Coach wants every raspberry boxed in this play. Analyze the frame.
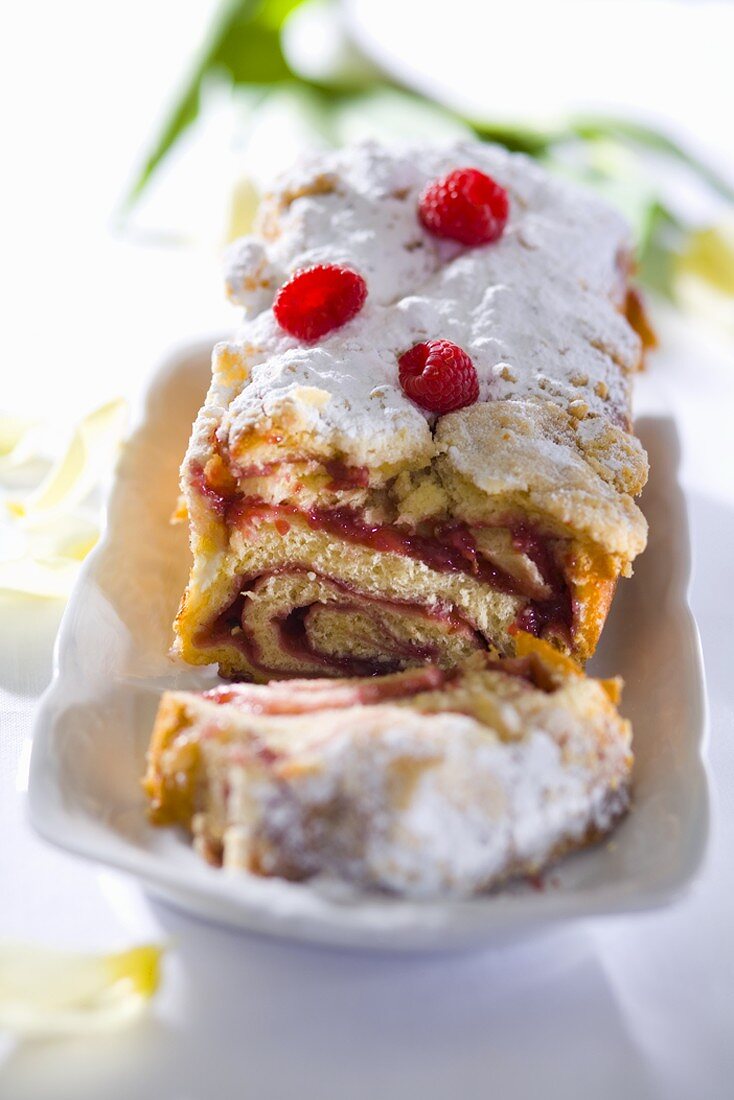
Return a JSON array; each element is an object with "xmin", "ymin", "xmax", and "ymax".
[
  {"xmin": 419, "ymin": 168, "xmax": 509, "ymax": 246},
  {"xmin": 398, "ymin": 339, "xmax": 479, "ymax": 415},
  {"xmin": 273, "ymin": 264, "xmax": 367, "ymax": 341}
]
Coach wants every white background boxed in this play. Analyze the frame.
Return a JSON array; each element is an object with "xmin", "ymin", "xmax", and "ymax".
[{"xmin": 1, "ymin": 2, "xmax": 733, "ymax": 1097}]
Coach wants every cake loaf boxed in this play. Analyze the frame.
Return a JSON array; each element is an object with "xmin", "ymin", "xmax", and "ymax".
[{"xmin": 174, "ymin": 141, "xmax": 650, "ymax": 680}]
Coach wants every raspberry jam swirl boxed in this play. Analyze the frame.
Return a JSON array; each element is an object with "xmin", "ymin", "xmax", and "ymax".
[
  {"xmin": 229, "ymin": 498, "xmax": 574, "ymax": 645},
  {"xmin": 191, "ymin": 460, "xmax": 574, "ymax": 667},
  {"xmin": 199, "ymin": 569, "xmax": 487, "ymax": 680}
]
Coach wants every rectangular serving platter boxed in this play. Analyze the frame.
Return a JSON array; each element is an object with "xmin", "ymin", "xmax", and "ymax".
[{"xmin": 27, "ymin": 340, "xmax": 710, "ymax": 951}]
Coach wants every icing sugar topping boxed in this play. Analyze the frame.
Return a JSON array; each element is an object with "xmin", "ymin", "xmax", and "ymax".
[
  {"xmin": 216, "ymin": 140, "xmax": 641, "ymax": 471},
  {"xmin": 184, "ymin": 670, "xmax": 632, "ymax": 897}
]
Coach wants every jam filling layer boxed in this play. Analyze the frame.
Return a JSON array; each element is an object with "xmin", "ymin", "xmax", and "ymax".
[
  {"xmin": 227, "ymin": 498, "xmax": 574, "ymax": 644},
  {"xmin": 199, "ymin": 568, "xmax": 487, "ymax": 679},
  {"xmin": 202, "ymin": 665, "xmax": 447, "ymax": 714},
  {"xmin": 198, "ymin": 650, "xmax": 558, "ymax": 718},
  {"xmin": 191, "ymin": 461, "xmax": 574, "ymax": 654},
  {"xmin": 232, "ymin": 499, "xmax": 525, "ymax": 594}
]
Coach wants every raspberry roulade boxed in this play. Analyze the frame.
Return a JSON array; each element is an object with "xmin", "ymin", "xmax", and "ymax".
[{"xmin": 174, "ymin": 142, "xmax": 650, "ymax": 680}]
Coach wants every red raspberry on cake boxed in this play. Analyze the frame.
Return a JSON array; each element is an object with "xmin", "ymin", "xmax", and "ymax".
[
  {"xmin": 419, "ymin": 168, "xmax": 509, "ymax": 246},
  {"xmin": 274, "ymin": 264, "xmax": 367, "ymax": 341},
  {"xmin": 398, "ymin": 339, "xmax": 479, "ymax": 414}
]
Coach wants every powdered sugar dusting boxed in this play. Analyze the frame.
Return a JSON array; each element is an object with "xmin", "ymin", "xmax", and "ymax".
[
  {"xmin": 215, "ymin": 141, "xmax": 640, "ymax": 471},
  {"xmin": 167, "ymin": 672, "xmax": 632, "ymax": 898}
]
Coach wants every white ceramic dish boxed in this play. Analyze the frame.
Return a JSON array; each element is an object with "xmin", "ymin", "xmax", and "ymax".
[{"xmin": 28, "ymin": 341, "xmax": 709, "ymax": 951}]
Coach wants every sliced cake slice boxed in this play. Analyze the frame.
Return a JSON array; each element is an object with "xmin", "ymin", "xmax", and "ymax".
[{"xmin": 144, "ymin": 639, "xmax": 632, "ymax": 898}]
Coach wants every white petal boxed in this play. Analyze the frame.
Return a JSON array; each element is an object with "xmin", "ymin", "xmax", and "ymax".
[
  {"xmin": 0, "ymin": 944, "xmax": 164, "ymax": 1037},
  {"xmin": 9, "ymin": 398, "xmax": 127, "ymax": 517}
]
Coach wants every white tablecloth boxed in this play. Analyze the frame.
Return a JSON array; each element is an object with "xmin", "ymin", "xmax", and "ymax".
[{"xmin": 2, "ymin": 3, "xmax": 734, "ymax": 1096}]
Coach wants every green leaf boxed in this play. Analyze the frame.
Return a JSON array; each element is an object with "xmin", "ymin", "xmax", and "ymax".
[
  {"xmin": 570, "ymin": 114, "xmax": 734, "ymax": 204},
  {"xmin": 636, "ymin": 201, "xmax": 683, "ymax": 299},
  {"xmin": 123, "ymin": 0, "xmax": 304, "ymax": 208},
  {"xmin": 464, "ymin": 119, "xmax": 554, "ymax": 157}
]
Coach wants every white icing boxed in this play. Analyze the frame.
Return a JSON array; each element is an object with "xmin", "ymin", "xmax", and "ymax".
[
  {"xmin": 203, "ymin": 688, "xmax": 630, "ymax": 898},
  {"xmin": 343, "ymin": 711, "xmax": 626, "ymax": 897},
  {"xmin": 223, "ymin": 238, "xmax": 280, "ymax": 317},
  {"xmin": 212, "ymin": 141, "xmax": 639, "ymax": 471}
]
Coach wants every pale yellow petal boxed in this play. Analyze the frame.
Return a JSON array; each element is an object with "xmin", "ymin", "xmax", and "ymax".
[
  {"xmin": 674, "ymin": 220, "xmax": 734, "ymax": 337},
  {"xmin": 0, "ymin": 414, "xmax": 35, "ymax": 458},
  {"xmin": 0, "ymin": 557, "xmax": 81, "ymax": 599},
  {"xmin": 0, "ymin": 943, "xmax": 164, "ymax": 1036},
  {"xmin": 676, "ymin": 221, "xmax": 734, "ymax": 297},
  {"xmin": 20, "ymin": 512, "xmax": 99, "ymax": 563},
  {"xmin": 10, "ymin": 398, "xmax": 127, "ymax": 517},
  {"xmin": 227, "ymin": 175, "xmax": 260, "ymax": 241}
]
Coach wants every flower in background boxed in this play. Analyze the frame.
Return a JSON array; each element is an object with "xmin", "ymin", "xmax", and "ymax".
[
  {"xmin": 673, "ymin": 218, "xmax": 734, "ymax": 338},
  {"xmin": 0, "ymin": 942, "xmax": 163, "ymax": 1037},
  {"xmin": 0, "ymin": 400, "xmax": 127, "ymax": 599}
]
